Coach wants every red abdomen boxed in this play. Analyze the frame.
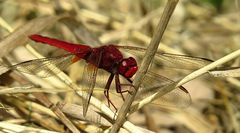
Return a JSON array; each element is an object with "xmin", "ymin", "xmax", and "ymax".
[{"xmin": 29, "ymin": 35, "xmax": 92, "ymax": 58}]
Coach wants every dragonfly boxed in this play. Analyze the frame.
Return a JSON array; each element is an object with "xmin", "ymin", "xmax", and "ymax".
[{"xmin": 1, "ymin": 34, "xmax": 214, "ymax": 116}]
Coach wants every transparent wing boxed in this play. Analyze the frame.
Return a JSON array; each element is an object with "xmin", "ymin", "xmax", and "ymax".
[
  {"xmin": 155, "ymin": 53, "xmax": 213, "ymax": 70},
  {"xmin": 151, "ymin": 86, "xmax": 191, "ymax": 108},
  {"xmin": 118, "ymin": 46, "xmax": 213, "ymax": 70},
  {"xmin": 81, "ymin": 59, "xmax": 100, "ymax": 117},
  {"xmin": 135, "ymin": 71, "xmax": 191, "ymax": 108},
  {"xmin": 9, "ymin": 54, "xmax": 79, "ymax": 77}
]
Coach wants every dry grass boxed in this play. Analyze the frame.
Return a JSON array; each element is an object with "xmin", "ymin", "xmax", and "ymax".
[{"xmin": 0, "ymin": 0, "xmax": 240, "ymax": 133}]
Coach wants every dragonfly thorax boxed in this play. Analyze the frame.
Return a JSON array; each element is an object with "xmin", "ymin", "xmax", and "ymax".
[
  {"xmin": 85, "ymin": 45, "xmax": 124, "ymax": 72},
  {"xmin": 84, "ymin": 45, "xmax": 138, "ymax": 78}
]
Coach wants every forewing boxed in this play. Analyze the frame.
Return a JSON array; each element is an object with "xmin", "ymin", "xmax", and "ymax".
[
  {"xmin": 155, "ymin": 53, "xmax": 212, "ymax": 70},
  {"xmin": 136, "ymin": 71, "xmax": 191, "ymax": 108},
  {"xmin": 81, "ymin": 63, "xmax": 98, "ymax": 117},
  {"xmin": 10, "ymin": 54, "xmax": 78, "ymax": 77},
  {"xmin": 118, "ymin": 46, "xmax": 213, "ymax": 70}
]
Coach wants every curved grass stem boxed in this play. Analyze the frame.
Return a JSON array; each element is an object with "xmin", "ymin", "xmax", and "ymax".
[{"xmin": 177, "ymin": 48, "xmax": 240, "ymax": 87}]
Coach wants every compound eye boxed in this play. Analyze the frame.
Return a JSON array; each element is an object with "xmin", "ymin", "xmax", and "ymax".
[{"xmin": 124, "ymin": 66, "xmax": 138, "ymax": 78}]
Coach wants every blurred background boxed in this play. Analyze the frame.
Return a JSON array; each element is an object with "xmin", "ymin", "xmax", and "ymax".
[{"xmin": 0, "ymin": 0, "xmax": 240, "ymax": 133}]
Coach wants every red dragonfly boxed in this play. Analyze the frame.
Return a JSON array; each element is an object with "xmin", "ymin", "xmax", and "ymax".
[{"xmin": 3, "ymin": 34, "xmax": 213, "ymax": 116}]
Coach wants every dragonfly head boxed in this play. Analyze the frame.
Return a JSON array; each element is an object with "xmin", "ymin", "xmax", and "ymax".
[{"xmin": 118, "ymin": 57, "xmax": 138, "ymax": 78}]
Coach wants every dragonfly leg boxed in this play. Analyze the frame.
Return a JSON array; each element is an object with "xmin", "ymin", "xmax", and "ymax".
[
  {"xmin": 115, "ymin": 75, "xmax": 135, "ymax": 97},
  {"xmin": 119, "ymin": 83, "xmax": 135, "ymax": 95},
  {"xmin": 115, "ymin": 73, "xmax": 125, "ymax": 101},
  {"xmin": 125, "ymin": 78, "xmax": 136, "ymax": 94},
  {"xmin": 115, "ymin": 74, "xmax": 135, "ymax": 100},
  {"xmin": 104, "ymin": 74, "xmax": 117, "ymax": 110},
  {"xmin": 104, "ymin": 87, "xmax": 118, "ymax": 111}
]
